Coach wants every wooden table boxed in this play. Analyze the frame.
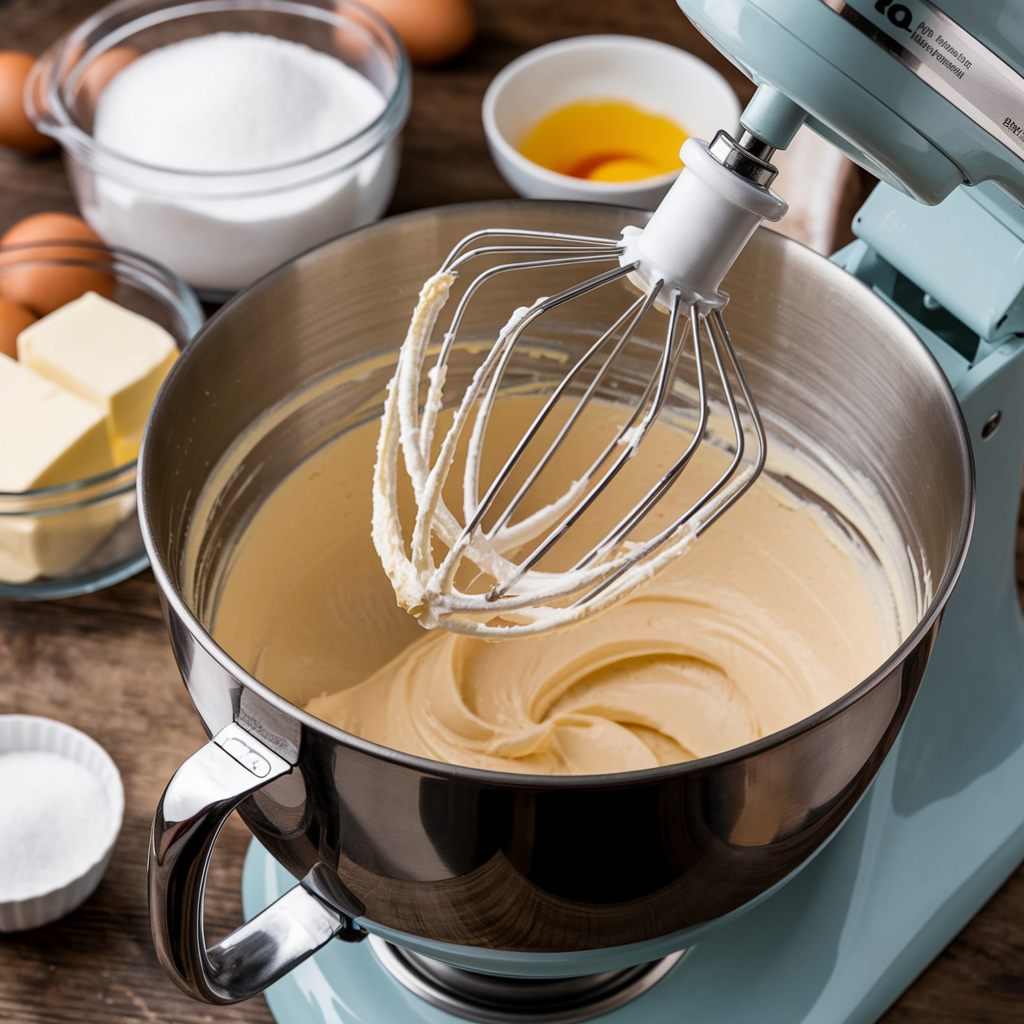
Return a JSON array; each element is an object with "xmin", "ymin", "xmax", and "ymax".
[{"xmin": 1, "ymin": 0, "xmax": 1022, "ymax": 1021}]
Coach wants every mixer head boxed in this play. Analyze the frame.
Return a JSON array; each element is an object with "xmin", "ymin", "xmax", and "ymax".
[
  {"xmin": 673, "ymin": 0, "xmax": 1024, "ymax": 355},
  {"xmin": 678, "ymin": 0, "xmax": 1024, "ymax": 207},
  {"xmin": 372, "ymin": 132, "xmax": 788, "ymax": 638}
]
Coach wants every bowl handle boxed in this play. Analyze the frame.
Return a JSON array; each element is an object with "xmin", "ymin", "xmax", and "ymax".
[{"xmin": 148, "ymin": 723, "xmax": 360, "ymax": 1003}]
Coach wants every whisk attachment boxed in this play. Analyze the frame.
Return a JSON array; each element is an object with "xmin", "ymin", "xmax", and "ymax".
[{"xmin": 372, "ymin": 131, "xmax": 788, "ymax": 638}]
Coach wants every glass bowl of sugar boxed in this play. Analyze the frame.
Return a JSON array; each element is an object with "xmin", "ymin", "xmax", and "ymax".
[
  {"xmin": 0, "ymin": 239, "xmax": 203, "ymax": 600},
  {"xmin": 26, "ymin": 0, "xmax": 412, "ymax": 299}
]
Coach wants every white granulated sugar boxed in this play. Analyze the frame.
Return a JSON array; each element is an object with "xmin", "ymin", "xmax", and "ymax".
[
  {"xmin": 0, "ymin": 751, "xmax": 112, "ymax": 901},
  {"xmin": 93, "ymin": 32, "xmax": 386, "ymax": 172},
  {"xmin": 85, "ymin": 32, "xmax": 399, "ymax": 291}
]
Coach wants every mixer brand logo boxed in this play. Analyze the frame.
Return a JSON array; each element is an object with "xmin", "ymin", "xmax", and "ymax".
[
  {"xmin": 874, "ymin": 0, "xmax": 913, "ymax": 32},
  {"xmin": 870, "ymin": 0, "xmax": 970, "ymax": 80},
  {"xmin": 832, "ymin": 0, "xmax": 1024, "ymax": 163}
]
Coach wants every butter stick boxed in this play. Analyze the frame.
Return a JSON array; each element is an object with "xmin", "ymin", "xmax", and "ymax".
[
  {"xmin": 0, "ymin": 353, "xmax": 112, "ymax": 492},
  {"xmin": 18, "ymin": 291, "xmax": 178, "ymax": 464}
]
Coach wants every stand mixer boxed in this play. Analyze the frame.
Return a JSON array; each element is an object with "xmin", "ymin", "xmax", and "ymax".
[{"xmin": 144, "ymin": 0, "xmax": 1024, "ymax": 1021}]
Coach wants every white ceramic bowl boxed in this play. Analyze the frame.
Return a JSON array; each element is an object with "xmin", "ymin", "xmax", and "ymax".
[
  {"xmin": 0, "ymin": 716, "xmax": 123, "ymax": 931},
  {"xmin": 482, "ymin": 35, "xmax": 741, "ymax": 210}
]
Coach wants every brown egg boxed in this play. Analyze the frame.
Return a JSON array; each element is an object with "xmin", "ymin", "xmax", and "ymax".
[
  {"xmin": 78, "ymin": 46, "xmax": 141, "ymax": 124},
  {"xmin": 346, "ymin": 0, "xmax": 475, "ymax": 65},
  {"xmin": 0, "ymin": 296, "xmax": 36, "ymax": 359},
  {"xmin": 0, "ymin": 213, "xmax": 115, "ymax": 316},
  {"xmin": 0, "ymin": 51, "xmax": 56, "ymax": 154}
]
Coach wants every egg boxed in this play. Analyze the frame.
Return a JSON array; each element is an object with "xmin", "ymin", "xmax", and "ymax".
[
  {"xmin": 518, "ymin": 100, "xmax": 687, "ymax": 182},
  {"xmin": 347, "ymin": 0, "xmax": 475, "ymax": 65},
  {"xmin": 0, "ymin": 213, "xmax": 115, "ymax": 316},
  {"xmin": 0, "ymin": 51, "xmax": 56, "ymax": 154},
  {"xmin": 78, "ymin": 46, "xmax": 141, "ymax": 124},
  {"xmin": 0, "ymin": 296, "xmax": 37, "ymax": 359}
]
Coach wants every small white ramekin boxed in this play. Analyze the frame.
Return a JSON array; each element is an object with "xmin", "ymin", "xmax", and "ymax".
[
  {"xmin": 482, "ymin": 35, "xmax": 741, "ymax": 210},
  {"xmin": 0, "ymin": 715, "xmax": 124, "ymax": 932}
]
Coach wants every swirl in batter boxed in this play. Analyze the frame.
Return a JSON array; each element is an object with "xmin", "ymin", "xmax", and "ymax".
[{"xmin": 214, "ymin": 394, "xmax": 902, "ymax": 775}]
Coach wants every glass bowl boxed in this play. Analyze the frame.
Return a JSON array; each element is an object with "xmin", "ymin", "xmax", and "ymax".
[
  {"xmin": 0, "ymin": 239, "xmax": 203, "ymax": 600},
  {"xmin": 26, "ymin": 0, "xmax": 411, "ymax": 300}
]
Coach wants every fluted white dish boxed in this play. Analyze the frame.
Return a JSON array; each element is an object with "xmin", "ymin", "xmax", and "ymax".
[{"xmin": 0, "ymin": 715, "xmax": 123, "ymax": 932}]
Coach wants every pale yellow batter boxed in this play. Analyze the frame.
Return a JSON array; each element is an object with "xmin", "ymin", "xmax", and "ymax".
[{"xmin": 212, "ymin": 394, "xmax": 905, "ymax": 776}]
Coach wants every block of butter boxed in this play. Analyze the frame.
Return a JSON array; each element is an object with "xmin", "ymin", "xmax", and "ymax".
[
  {"xmin": 0, "ymin": 502, "xmax": 125, "ymax": 585},
  {"xmin": 18, "ymin": 291, "xmax": 178, "ymax": 465},
  {"xmin": 0, "ymin": 354, "xmax": 120, "ymax": 584},
  {"xmin": 0, "ymin": 353, "xmax": 113, "ymax": 491}
]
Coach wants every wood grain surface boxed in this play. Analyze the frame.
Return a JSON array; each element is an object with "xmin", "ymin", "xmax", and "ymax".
[{"xmin": 0, "ymin": 0, "xmax": 1022, "ymax": 1021}]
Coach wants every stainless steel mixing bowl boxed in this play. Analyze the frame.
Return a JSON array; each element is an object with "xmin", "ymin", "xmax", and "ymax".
[{"xmin": 140, "ymin": 202, "xmax": 973, "ymax": 1003}]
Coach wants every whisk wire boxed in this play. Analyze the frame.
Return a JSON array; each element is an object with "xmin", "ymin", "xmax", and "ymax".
[
  {"xmin": 441, "ymin": 228, "xmax": 626, "ymax": 270},
  {"xmin": 700, "ymin": 308, "xmax": 767, "ymax": 527},
  {"xmin": 487, "ymin": 288, "xmax": 691, "ymax": 600},
  {"xmin": 439, "ymin": 254, "xmax": 626, "ymax": 360},
  {"xmin": 447, "ymin": 245, "xmax": 624, "ymax": 274},
  {"xmin": 483, "ymin": 288, "xmax": 659, "ymax": 540},
  {"xmin": 457, "ymin": 262, "xmax": 643, "ymax": 534},
  {"xmin": 572, "ymin": 309, "xmax": 767, "ymax": 607},
  {"xmin": 418, "ymin": 254, "xmax": 628, "ymax": 459},
  {"xmin": 574, "ymin": 302, "xmax": 711, "ymax": 569}
]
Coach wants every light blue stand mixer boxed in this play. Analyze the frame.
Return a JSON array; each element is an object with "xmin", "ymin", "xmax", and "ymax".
[{"xmin": 236, "ymin": 0, "xmax": 1024, "ymax": 1019}]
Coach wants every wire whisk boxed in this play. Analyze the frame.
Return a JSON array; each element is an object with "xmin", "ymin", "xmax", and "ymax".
[{"xmin": 373, "ymin": 132, "xmax": 787, "ymax": 638}]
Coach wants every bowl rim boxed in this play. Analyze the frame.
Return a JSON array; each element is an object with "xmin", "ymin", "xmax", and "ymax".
[
  {"xmin": 26, "ymin": 0, "xmax": 412, "ymax": 184},
  {"xmin": 138, "ymin": 199, "xmax": 976, "ymax": 791},
  {"xmin": 481, "ymin": 34, "xmax": 741, "ymax": 198}
]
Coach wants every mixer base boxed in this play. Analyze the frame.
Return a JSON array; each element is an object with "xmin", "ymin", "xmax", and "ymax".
[
  {"xmin": 369, "ymin": 936, "xmax": 684, "ymax": 1023},
  {"xmin": 242, "ymin": 730, "xmax": 1024, "ymax": 1024}
]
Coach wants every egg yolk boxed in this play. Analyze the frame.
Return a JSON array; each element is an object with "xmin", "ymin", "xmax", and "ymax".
[{"xmin": 517, "ymin": 100, "xmax": 687, "ymax": 182}]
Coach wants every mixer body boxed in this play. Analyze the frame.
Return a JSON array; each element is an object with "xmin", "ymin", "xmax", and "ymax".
[{"xmin": 140, "ymin": 205, "xmax": 972, "ymax": 1002}]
